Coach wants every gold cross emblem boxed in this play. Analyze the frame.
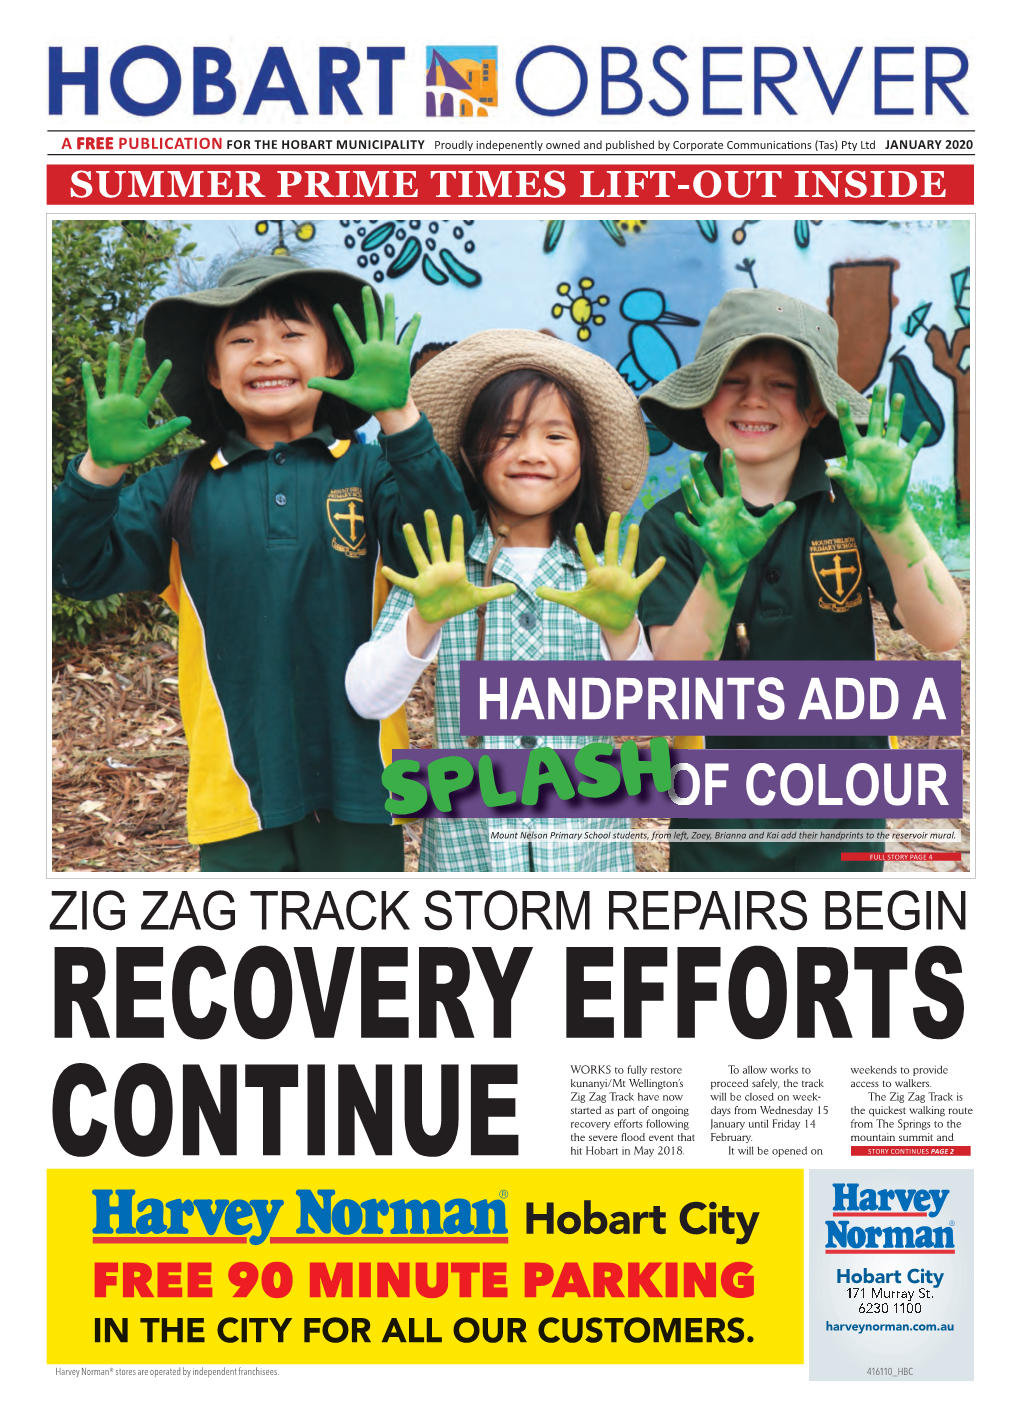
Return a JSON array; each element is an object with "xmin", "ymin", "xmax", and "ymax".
[
  {"xmin": 819, "ymin": 554, "xmax": 854, "ymax": 597},
  {"xmin": 810, "ymin": 545, "xmax": 862, "ymax": 605},
  {"xmin": 333, "ymin": 501, "xmax": 364, "ymax": 539},
  {"xmin": 326, "ymin": 489, "xmax": 367, "ymax": 557}
]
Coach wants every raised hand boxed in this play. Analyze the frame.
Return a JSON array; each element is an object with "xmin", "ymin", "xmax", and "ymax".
[
  {"xmin": 382, "ymin": 511, "xmax": 517, "ymax": 624},
  {"xmin": 535, "ymin": 511, "xmax": 665, "ymax": 632},
  {"xmin": 83, "ymin": 339, "xmax": 191, "ymax": 469},
  {"xmin": 308, "ymin": 288, "xmax": 421, "ymax": 414},
  {"xmin": 675, "ymin": 449, "xmax": 794, "ymax": 588},
  {"xmin": 830, "ymin": 385, "xmax": 930, "ymax": 534}
]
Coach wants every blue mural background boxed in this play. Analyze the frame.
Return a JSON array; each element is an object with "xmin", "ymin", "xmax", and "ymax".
[{"xmin": 164, "ymin": 217, "xmax": 971, "ymax": 571}]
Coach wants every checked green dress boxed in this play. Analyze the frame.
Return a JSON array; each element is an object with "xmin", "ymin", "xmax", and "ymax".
[{"xmin": 370, "ymin": 520, "xmax": 639, "ymax": 873}]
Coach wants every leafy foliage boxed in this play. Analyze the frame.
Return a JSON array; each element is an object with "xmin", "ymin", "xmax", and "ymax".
[
  {"xmin": 52, "ymin": 590, "xmax": 124, "ymax": 644},
  {"xmin": 52, "ymin": 221, "xmax": 197, "ymax": 640},
  {"xmin": 906, "ymin": 479, "xmax": 970, "ymax": 571}
]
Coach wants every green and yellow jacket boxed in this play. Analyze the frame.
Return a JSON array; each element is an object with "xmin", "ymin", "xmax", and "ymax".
[{"xmin": 53, "ymin": 417, "xmax": 470, "ymax": 844}]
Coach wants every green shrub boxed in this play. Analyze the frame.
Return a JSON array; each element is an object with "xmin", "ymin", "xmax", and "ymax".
[
  {"xmin": 52, "ymin": 591, "xmax": 125, "ymax": 644},
  {"xmin": 52, "ymin": 220, "xmax": 198, "ymax": 641}
]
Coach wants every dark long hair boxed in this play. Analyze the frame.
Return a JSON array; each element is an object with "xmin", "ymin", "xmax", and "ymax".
[
  {"xmin": 460, "ymin": 369, "xmax": 607, "ymax": 553},
  {"xmin": 162, "ymin": 284, "xmax": 354, "ymax": 553}
]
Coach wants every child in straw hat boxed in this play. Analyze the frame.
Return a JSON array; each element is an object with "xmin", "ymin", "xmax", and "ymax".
[
  {"xmin": 346, "ymin": 330, "xmax": 665, "ymax": 873},
  {"xmin": 53, "ymin": 253, "xmax": 473, "ymax": 871},
  {"xmin": 636, "ymin": 286, "xmax": 965, "ymax": 874}
]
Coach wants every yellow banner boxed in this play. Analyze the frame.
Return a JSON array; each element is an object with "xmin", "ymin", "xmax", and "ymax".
[{"xmin": 49, "ymin": 1168, "xmax": 802, "ymax": 1366}]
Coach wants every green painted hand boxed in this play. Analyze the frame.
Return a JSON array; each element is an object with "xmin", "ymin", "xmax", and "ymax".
[
  {"xmin": 83, "ymin": 339, "xmax": 191, "ymax": 469},
  {"xmin": 831, "ymin": 385, "xmax": 930, "ymax": 534},
  {"xmin": 675, "ymin": 450, "xmax": 794, "ymax": 589},
  {"xmin": 535, "ymin": 511, "xmax": 666, "ymax": 633},
  {"xmin": 382, "ymin": 511, "xmax": 517, "ymax": 624},
  {"xmin": 308, "ymin": 288, "xmax": 421, "ymax": 414}
]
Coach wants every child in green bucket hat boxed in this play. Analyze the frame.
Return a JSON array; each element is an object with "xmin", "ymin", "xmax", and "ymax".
[
  {"xmin": 53, "ymin": 252, "xmax": 473, "ymax": 872},
  {"xmin": 636, "ymin": 286, "xmax": 966, "ymax": 874}
]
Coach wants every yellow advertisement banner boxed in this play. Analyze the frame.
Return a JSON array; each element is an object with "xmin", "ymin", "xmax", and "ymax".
[{"xmin": 48, "ymin": 1168, "xmax": 802, "ymax": 1365}]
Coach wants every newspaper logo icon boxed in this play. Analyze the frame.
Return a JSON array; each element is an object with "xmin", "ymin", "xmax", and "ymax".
[{"xmin": 426, "ymin": 46, "xmax": 498, "ymax": 117}]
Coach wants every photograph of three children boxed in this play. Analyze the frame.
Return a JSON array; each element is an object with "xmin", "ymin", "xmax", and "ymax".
[{"xmin": 51, "ymin": 217, "xmax": 970, "ymax": 876}]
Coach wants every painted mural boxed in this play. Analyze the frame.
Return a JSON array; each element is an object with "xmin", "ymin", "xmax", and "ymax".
[{"xmin": 168, "ymin": 217, "xmax": 972, "ymax": 570}]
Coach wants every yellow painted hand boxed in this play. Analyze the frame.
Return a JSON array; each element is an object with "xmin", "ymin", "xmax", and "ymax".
[
  {"xmin": 535, "ymin": 511, "xmax": 666, "ymax": 633},
  {"xmin": 382, "ymin": 511, "xmax": 517, "ymax": 624}
]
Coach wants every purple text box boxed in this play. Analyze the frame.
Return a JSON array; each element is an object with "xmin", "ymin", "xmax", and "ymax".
[
  {"xmin": 390, "ymin": 747, "xmax": 963, "ymax": 818},
  {"xmin": 458, "ymin": 660, "xmax": 961, "ymax": 737}
]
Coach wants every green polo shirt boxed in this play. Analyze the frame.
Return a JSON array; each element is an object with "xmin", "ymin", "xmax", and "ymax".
[
  {"xmin": 636, "ymin": 446, "xmax": 899, "ymax": 870},
  {"xmin": 53, "ymin": 417, "xmax": 472, "ymax": 843}
]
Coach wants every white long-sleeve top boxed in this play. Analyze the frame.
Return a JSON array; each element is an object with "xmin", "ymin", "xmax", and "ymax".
[
  {"xmin": 345, "ymin": 528, "xmax": 653, "ymax": 874},
  {"xmin": 347, "ymin": 605, "xmax": 653, "ymax": 720}
]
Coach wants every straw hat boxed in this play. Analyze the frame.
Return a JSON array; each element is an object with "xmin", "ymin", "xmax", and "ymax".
[
  {"xmin": 639, "ymin": 287, "xmax": 872, "ymax": 458},
  {"xmin": 144, "ymin": 254, "xmax": 382, "ymax": 442},
  {"xmin": 409, "ymin": 329, "xmax": 649, "ymax": 516}
]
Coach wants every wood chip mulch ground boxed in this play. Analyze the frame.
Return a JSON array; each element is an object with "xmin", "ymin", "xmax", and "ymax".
[
  {"xmin": 52, "ymin": 579, "xmax": 969, "ymax": 874},
  {"xmin": 52, "ymin": 632, "xmax": 195, "ymax": 872}
]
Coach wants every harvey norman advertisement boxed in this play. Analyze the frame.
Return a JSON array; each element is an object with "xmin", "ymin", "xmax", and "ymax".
[{"xmin": 26, "ymin": 3, "xmax": 1008, "ymax": 1414}]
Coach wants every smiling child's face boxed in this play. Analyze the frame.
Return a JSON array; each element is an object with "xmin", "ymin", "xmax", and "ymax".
[
  {"xmin": 700, "ymin": 344, "xmax": 825, "ymax": 472},
  {"xmin": 208, "ymin": 308, "xmax": 341, "ymax": 446},
  {"xmin": 481, "ymin": 384, "xmax": 582, "ymax": 540}
]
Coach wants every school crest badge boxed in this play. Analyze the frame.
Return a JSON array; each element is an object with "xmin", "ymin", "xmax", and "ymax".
[
  {"xmin": 810, "ymin": 536, "xmax": 863, "ymax": 611},
  {"xmin": 327, "ymin": 488, "xmax": 367, "ymax": 558}
]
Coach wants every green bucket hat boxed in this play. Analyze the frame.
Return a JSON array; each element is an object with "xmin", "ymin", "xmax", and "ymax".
[
  {"xmin": 143, "ymin": 253, "xmax": 382, "ymax": 442},
  {"xmin": 639, "ymin": 287, "xmax": 872, "ymax": 459}
]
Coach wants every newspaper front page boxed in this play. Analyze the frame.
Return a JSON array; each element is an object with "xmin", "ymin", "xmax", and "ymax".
[{"xmin": 15, "ymin": 3, "xmax": 1010, "ymax": 1411}]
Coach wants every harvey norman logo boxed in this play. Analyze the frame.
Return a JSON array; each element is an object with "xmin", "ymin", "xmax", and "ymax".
[
  {"xmin": 825, "ymin": 1183, "xmax": 955, "ymax": 1254},
  {"xmin": 92, "ymin": 1189, "xmax": 508, "ymax": 1245}
]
